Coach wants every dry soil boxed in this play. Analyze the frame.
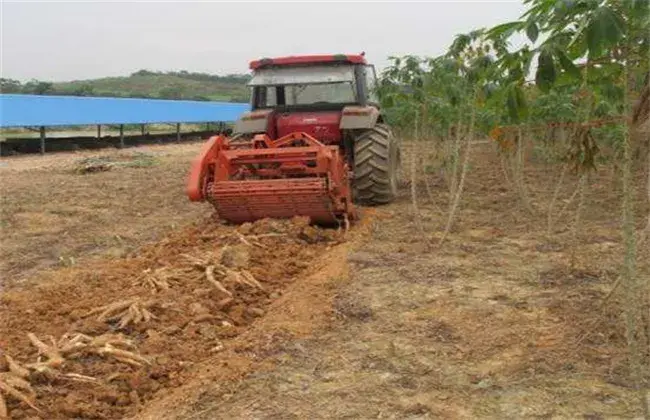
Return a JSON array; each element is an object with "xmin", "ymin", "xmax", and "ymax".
[{"xmin": 1, "ymin": 141, "xmax": 648, "ymax": 419}]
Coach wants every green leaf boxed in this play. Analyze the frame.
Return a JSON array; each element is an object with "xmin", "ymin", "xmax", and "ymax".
[
  {"xmin": 526, "ymin": 21, "xmax": 539, "ymax": 43},
  {"xmin": 632, "ymin": 0, "xmax": 649, "ymax": 14},
  {"xmin": 555, "ymin": 0, "xmax": 576, "ymax": 10},
  {"xmin": 382, "ymin": 93, "xmax": 396, "ymax": 108},
  {"xmin": 522, "ymin": 1, "xmax": 554, "ymax": 20},
  {"xmin": 483, "ymin": 83, "xmax": 498, "ymax": 100},
  {"xmin": 567, "ymin": 33, "xmax": 588, "ymax": 60},
  {"xmin": 521, "ymin": 49, "xmax": 535, "ymax": 75},
  {"xmin": 449, "ymin": 34, "xmax": 472, "ymax": 56},
  {"xmin": 535, "ymin": 48, "xmax": 557, "ymax": 92},
  {"xmin": 568, "ymin": 15, "xmax": 590, "ymax": 51},
  {"xmin": 468, "ymin": 29, "xmax": 485, "ymax": 40},
  {"xmin": 585, "ymin": 6, "xmax": 625, "ymax": 58},
  {"xmin": 509, "ymin": 63, "xmax": 524, "ymax": 82},
  {"xmin": 504, "ymin": 82, "xmax": 529, "ymax": 123},
  {"xmin": 555, "ymin": 49, "xmax": 581, "ymax": 79},
  {"xmin": 506, "ymin": 85, "xmax": 519, "ymax": 122},
  {"xmin": 599, "ymin": 83, "xmax": 624, "ymax": 101},
  {"xmin": 515, "ymin": 85, "xmax": 529, "ymax": 119},
  {"xmin": 485, "ymin": 21, "xmax": 523, "ymax": 40},
  {"xmin": 552, "ymin": 0, "xmax": 579, "ymax": 20}
]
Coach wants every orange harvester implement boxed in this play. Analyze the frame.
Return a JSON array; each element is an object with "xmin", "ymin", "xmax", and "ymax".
[{"xmin": 186, "ymin": 132, "xmax": 356, "ymax": 225}]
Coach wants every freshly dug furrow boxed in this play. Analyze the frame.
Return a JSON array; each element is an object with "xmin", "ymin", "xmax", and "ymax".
[{"xmin": 0, "ymin": 216, "xmax": 344, "ymax": 419}]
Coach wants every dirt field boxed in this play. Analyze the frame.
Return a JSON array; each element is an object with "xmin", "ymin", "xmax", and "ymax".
[
  {"xmin": 1, "ymin": 141, "xmax": 648, "ymax": 419},
  {"xmin": 0, "ymin": 143, "xmax": 206, "ymax": 282}
]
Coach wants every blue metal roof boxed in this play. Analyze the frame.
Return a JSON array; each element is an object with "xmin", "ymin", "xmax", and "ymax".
[{"xmin": 0, "ymin": 94, "xmax": 251, "ymax": 128}]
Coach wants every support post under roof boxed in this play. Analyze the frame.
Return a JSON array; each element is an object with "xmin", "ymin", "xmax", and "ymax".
[{"xmin": 40, "ymin": 126, "xmax": 46, "ymax": 155}]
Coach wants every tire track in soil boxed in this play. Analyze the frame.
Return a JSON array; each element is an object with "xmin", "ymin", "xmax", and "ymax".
[{"xmin": 0, "ymin": 215, "xmax": 353, "ymax": 419}]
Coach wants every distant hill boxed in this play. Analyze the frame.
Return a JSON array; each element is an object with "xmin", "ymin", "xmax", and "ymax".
[{"xmin": 0, "ymin": 70, "xmax": 251, "ymax": 102}]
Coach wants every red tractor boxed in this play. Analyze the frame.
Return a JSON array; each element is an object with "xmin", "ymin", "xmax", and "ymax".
[{"xmin": 187, "ymin": 53, "xmax": 401, "ymax": 226}]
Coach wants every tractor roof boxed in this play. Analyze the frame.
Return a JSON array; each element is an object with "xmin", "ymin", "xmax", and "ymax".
[{"xmin": 249, "ymin": 54, "xmax": 367, "ymax": 70}]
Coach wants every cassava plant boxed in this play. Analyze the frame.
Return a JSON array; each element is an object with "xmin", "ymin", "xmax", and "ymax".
[
  {"xmin": 485, "ymin": 0, "xmax": 650, "ymax": 414},
  {"xmin": 378, "ymin": 0, "xmax": 649, "ymax": 414}
]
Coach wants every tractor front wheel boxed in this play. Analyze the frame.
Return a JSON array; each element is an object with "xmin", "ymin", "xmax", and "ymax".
[{"xmin": 353, "ymin": 124, "xmax": 401, "ymax": 205}]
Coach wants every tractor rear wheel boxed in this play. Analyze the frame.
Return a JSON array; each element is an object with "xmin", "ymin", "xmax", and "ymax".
[{"xmin": 353, "ymin": 123, "xmax": 401, "ymax": 205}]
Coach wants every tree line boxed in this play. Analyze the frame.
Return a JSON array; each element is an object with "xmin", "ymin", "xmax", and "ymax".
[
  {"xmin": 129, "ymin": 69, "xmax": 250, "ymax": 85},
  {"xmin": 0, "ymin": 70, "xmax": 251, "ymax": 102}
]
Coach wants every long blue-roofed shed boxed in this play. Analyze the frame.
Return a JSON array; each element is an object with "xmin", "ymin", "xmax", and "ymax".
[{"xmin": 0, "ymin": 94, "xmax": 251, "ymax": 153}]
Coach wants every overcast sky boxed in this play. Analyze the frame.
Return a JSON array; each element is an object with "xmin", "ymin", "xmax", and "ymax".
[{"xmin": 1, "ymin": 1, "xmax": 527, "ymax": 82}]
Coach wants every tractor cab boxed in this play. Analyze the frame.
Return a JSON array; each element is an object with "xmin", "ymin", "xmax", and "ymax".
[
  {"xmin": 249, "ymin": 54, "xmax": 380, "ymax": 110},
  {"xmin": 234, "ymin": 54, "xmax": 382, "ymax": 144}
]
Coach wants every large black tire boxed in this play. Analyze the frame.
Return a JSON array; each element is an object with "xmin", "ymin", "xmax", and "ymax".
[{"xmin": 353, "ymin": 123, "xmax": 401, "ymax": 205}]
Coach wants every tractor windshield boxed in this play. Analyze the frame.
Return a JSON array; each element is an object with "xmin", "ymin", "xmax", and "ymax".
[
  {"xmin": 279, "ymin": 83, "xmax": 356, "ymax": 105},
  {"xmin": 249, "ymin": 64, "xmax": 358, "ymax": 108}
]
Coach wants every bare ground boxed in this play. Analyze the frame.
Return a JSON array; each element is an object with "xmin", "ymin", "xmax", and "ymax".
[
  {"xmin": 136, "ymin": 142, "xmax": 649, "ymax": 419},
  {"xmin": 0, "ymin": 143, "xmax": 205, "ymax": 283},
  {"xmin": 1, "ymin": 141, "xmax": 648, "ymax": 419}
]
